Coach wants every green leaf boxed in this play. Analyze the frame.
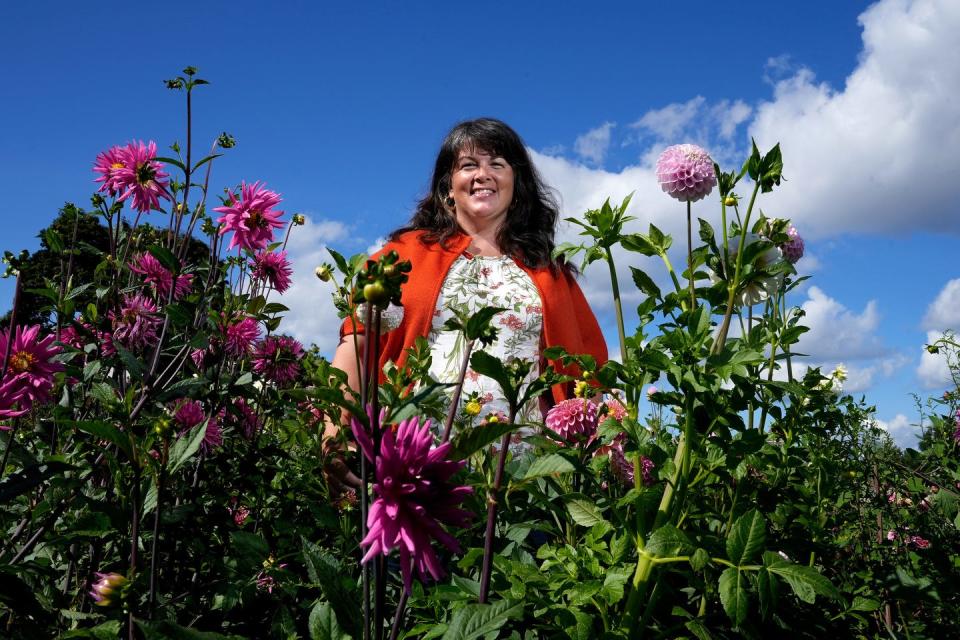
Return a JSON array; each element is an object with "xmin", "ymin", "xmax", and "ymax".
[
  {"xmin": 147, "ymin": 244, "xmax": 180, "ymax": 272},
  {"xmin": 850, "ymin": 596, "xmax": 881, "ymax": 612},
  {"xmin": 469, "ymin": 351, "xmax": 517, "ymax": 405},
  {"xmin": 685, "ymin": 618, "xmax": 713, "ymax": 640},
  {"xmin": 449, "ymin": 421, "xmax": 515, "ymax": 460},
  {"xmin": 600, "ymin": 566, "xmax": 633, "ymax": 604},
  {"xmin": 169, "ymin": 420, "xmax": 208, "ymax": 473},
  {"xmin": 82, "ymin": 359, "xmax": 102, "ymax": 382},
  {"xmin": 566, "ymin": 498, "xmax": 609, "ymax": 528},
  {"xmin": 726, "ymin": 509, "xmax": 766, "ymax": 566},
  {"xmin": 308, "ymin": 601, "xmax": 351, "ymax": 640},
  {"xmin": 690, "ymin": 548, "xmax": 710, "ymax": 571},
  {"xmin": 522, "ymin": 453, "xmax": 575, "ymax": 480},
  {"xmin": 718, "ymin": 567, "xmax": 748, "ymax": 626},
  {"xmin": 621, "ymin": 233, "xmax": 658, "ymax": 256},
  {"xmin": 0, "ymin": 461, "xmax": 75, "ymax": 505},
  {"xmin": 137, "ymin": 619, "xmax": 245, "ymax": 639},
  {"xmin": 757, "ymin": 567, "xmax": 778, "ymax": 620},
  {"xmin": 114, "ymin": 344, "xmax": 144, "ymax": 382},
  {"xmin": 73, "ymin": 420, "xmax": 132, "ymax": 459},
  {"xmin": 439, "ymin": 600, "xmax": 523, "ymax": 640},
  {"xmin": 61, "ymin": 621, "xmax": 124, "ymax": 639},
  {"xmin": 630, "ymin": 267, "xmax": 661, "ymax": 300},
  {"xmin": 645, "ymin": 525, "xmax": 695, "ymax": 557},
  {"xmin": 764, "ymin": 554, "xmax": 840, "ymax": 603},
  {"xmin": 191, "ymin": 153, "xmax": 222, "ymax": 173}
]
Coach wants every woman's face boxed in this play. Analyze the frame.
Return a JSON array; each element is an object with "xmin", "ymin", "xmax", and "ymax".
[{"xmin": 448, "ymin": 148, "xmax": 515, "ymax": 229}]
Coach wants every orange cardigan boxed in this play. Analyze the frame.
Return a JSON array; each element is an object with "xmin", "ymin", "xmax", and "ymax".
[{"xmin": 339, "ymin": 230, "xmax": 608, "ymax": 404}]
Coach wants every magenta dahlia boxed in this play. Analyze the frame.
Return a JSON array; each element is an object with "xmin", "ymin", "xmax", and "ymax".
[
  {"xmin": 252, "ymin": 334, "xmax": 304, "ymax": 385},
  {"xmin": 222, "ymin": 314, "xmax": 260, "ymax": 358},
  {"xmin": 60, "ymin": 322, "xmax": 116, "ymax": 357},
  {"xmin": 214, "ymin": 181, "xmax": 285, "ymax": 252},
  {"xmin": 610, "ymin": 442, "xmax": 655, "ymax": 487},
  {"xmin": 780, "ymin": 226, "xmax": 805, "ymax": 264},
  {"xmin": 250, "ymin": 250, "xmax": 293, "ymax": 293},
  {"xmin": 174, "ymin": 399, "xmax": 222, "ymax": 453},
  {"xmin": 129, "ymin": 252, "xmax": 192, "ymax": 301},
  {"xmin": 92, "ymin": 145, "xmax": 126, "ymax": 197},
  {"xmin": 0, "ymin": 324, "xmax": 64, "ymax": 410},
  {"xmin": 108, "ymin": 141, "xmax": 171, "ymax": 213},
  {"xmin": 1, "ymin": 375, "xmax": 28, "ymax": 424},
  {"xmin": 110, "ymin": 294, "xmax": 162, "ymax": 351},
  {"xmin": 545, "ymin": 398, "xmax": 599, "ymax": 444},
  {"xmin": 221, "ymin": 397, "xmax": 262, "ymax": 439},
  {"xmin": 655, "ymin": 144, "xmax": 717, "ymax": 202},
  {"xmin": 352, "ymin": 415, "xmax": 473, "ymax": 593}
]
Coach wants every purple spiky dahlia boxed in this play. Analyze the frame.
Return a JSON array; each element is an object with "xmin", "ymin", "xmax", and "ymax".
[
  {"xmin": 352, "ymin": 415, "xmax": 473, "ymax": 594},
  {"xmin": 250, "ymin": 250, "xmax": 293, "ymax": 294},
  {"xmin": 222, "ymin": 314, "xmax": 260, "ymax": 358},
  {"xmin": 655, "ymin": 144, "xmax": 717, "ymax": 202},
  {"xmin": 129, "ymin": 252, "xmax": 193, "ymax": 301},
  {"xmin": 109, "ymin": 293, "xmax": 162, "ymax": 351},
  {"xmin": 0, "ymin": 324, "xmax": 64, "ymax": 410},
  {"xmin": 174, "ymin": 399, "xmax": 222, "ymax": 453},
  {"xmin": 545, "ymin": 398, "xmax": 599, "ymax": 444},
  {"xmin": 95, "ymin": 141, "xmax": 171, "ymax": 213},
  {"xmin": 214, "ymin": 181, "xmax": 285, "ymax": 252},
  {"xmin": 252, "ymin": 334, "xmax": 304, "ymax": 385}
]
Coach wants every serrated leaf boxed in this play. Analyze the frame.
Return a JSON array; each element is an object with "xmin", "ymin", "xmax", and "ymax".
[
  {"xmin": 726, "ymin": 509, "xmax": 766, "ymax": 565},
  {"xmin": 147, "ymin": 244, "xmax": 179, "ymax": 272},
  {"xmin": 0, "ymin": 461, "xmax": 75, "ymax": 505},
  {"xmin": 850, "ymin": 596, "xmax": 881, "ymax": 611},
  {"xmin": 449, "ymin": 421, "xmax": 515, "ymax": 460},
  {"xmin": 630, "ymin": 267, "xmax": 661, "ymax": 300},
  {"xmin": 757, "ymin": 567, "xmax": 778, "ymax": 620},
  {"xmin": 566, "ymin": 498, "xmax": 609, "ymax": 528},
  {"xmin": 645, "ymin": 525, "xmax": 695, "ymax": 557},
  {"xmin": 690, "ymin": 547, "xmax": 710, "ymax": 571},
  {"xmin": 439, "ymin": 600, "xmax": 523, "ymax": 640},
  {"xmin": 73, "ymin": 420, "xmax": 132, "ymax": 459},
  {"xmin": 522, "ymin": 453, "xmax": 574, "ymax": 480},
  {"xmin": 169, "ymin": 420, "xmax": 208, "ymax": 473},
  {"xmin": 765, "ymin": 558, "xmax": 839, "ymax": 603},
  {"xmin": 685, "ymin": 618, "xmax": 713, "ymax": 640},
  {"xmin": 308, "ymin": 601, "xmax": 351, "ymax": 640},
  {"xmin": 718, "ymin": 567, "xmax": 748, "ymax": 626}
]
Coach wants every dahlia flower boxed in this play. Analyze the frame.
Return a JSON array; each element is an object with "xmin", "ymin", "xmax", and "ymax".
[
  {"xmin": 59, "ymin": 322, "xmax": 116, "ymax": 357},
  {"xmin": 106, "ymin": 141, "xmax": 171, "ymax": 213},
  {"xmin": 129, "ymin": 252, "xmax": 193, "ymax": 301},
  {"xmin": 250, "ymin": 250, "xmax": 293, "ymax": 293},
  {"xmin": 222, "ymin": 397, "xmax": 262, "ymax": 439},
  {"xmin": 89, "ymin": 572, "xmax": 127, "ymax": 607},
  {"xmin": 110, "ymin": 293, "xmax": 162, "ymax": 351},
  {"xmin": 605, "ymin": 399, "xmax": 628, "ymax": 421},
  {"xmin": 92, "ymin": 146, "xmax": 126, "ymax": 197},
  {"xmin": 352, "ymin": 415, "xmax": 473, "ymax": 593},
  {"xmin": 174, "ymin": 399, "xmax": 222, "ymax": 453},
  {"xmin": 0, "ymin": 324, "xmax": 64, "ymax": 410},
  {"xmin": 222, "ymin": 314, "xmax": 260, "ymax": 358},
  {"xmin": 655, "ymin": 144, "xmax": 717, "ymax": 202},
  {"xmin": 545, "ymin": 398, "xmax": 599, "ymax": 444},
  {"xmin": 720, "ymin": 233, "xmax": 785, "ymax": 306},
  {"xmin": 252, "ymin": 335, "xmax": 304, "ymax": 386},
  {"xmin": 780, "ymin": 226, "xmax": 805, "ymax": 264},
  {"xmin": 214, "ymin": 181, "xmax": 285, "ymax": 252},
  {"xmin": 597, "ymin": 433, "xmax": 655, "ymax": 487},
  {"xmin": 0, "ymin": 375, "xmax": 28, "ymax": 424}
]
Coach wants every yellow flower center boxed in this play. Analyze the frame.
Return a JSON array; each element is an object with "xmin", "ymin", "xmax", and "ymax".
[
  {"xmin": 9, "ymin": 350, "xmax": 35, "ymax": 373},
  {"xmin": 111, "ymin": 162, "xmax": 124, "ymax": 170}
]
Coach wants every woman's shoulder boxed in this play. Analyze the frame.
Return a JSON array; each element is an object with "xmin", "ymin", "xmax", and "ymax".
[{"xmin": 384, "ymin": 229, "xmax": 469, "ymax": 256}]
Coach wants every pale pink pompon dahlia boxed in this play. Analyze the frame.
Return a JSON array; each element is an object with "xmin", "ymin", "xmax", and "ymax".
[
  {"xmin": 352, "ymin": 415, "xmax": 473, "ymax": 594},
  {"xmin": 780, "ymin": 226, "xmax": 805, "ymax": 264},
  {"xmin": 545, "ymin": 398, "xmax": 599, "ymax": 444},
  {"xmin": 213, "ymin": 181, "xmax": 285, "ymax": 253},
  {"xmin": 655, "ymin": 144, "xmax": 717, "ymax": 203}
]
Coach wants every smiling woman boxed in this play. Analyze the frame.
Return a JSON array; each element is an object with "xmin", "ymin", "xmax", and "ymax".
[{"xmin": 331, "ymin": 118, "xmax": 607, "ymax": 439}]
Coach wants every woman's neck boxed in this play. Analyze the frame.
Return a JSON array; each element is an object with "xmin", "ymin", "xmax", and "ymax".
[{"xmin": 458, "ymin": 220, "xmax": 503, "ymax": 257}]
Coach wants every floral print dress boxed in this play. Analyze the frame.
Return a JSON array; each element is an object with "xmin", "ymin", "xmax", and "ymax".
[{"xmin": 427, "ymin": 253, "xmax": 543, "ymax": 446}]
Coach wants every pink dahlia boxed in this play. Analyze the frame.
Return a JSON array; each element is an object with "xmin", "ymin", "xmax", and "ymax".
[
  {"xmin": 92, "ymin": 146, "xmax": 126, "ymax": 196},
  {"xmin": 250, "ymin": 250, "xmax": 293, "ymax": 294},
  {"xmin": 352, "ymin": 415, "xmax": 473, "ymax": 593},
  {"xmin": 109, "ymin": 141, "xmax": 171, "ymax": 213},
  {"xmin": 252, "ymin": 335, "xmax": 304, "ymax": 386},
  {"xmin": 780, "ymin": 226, "xmax": 805, "ymax": 264},
  {"xmin": 0, "ymin": 324, "xmax": 64, "ymax": 410},
  {"xmin": 89, "ymin": 572, "xmax": 127, "ymax": 607},
  {"xmin": 655, "ymin": 144, "xmax": 717, "ymax": 202},
  {"xmin": 109, "ymin": 294, "xmax": 162, "ymax": 351},
  {"xmin": 129, "ymin": 252, "xmax": 193, "ymax": 301},
  {"xmin": 60, "ymin": 322, "xmax": 116, "ymax": 357},
  {"xmin": 1, "ymin": 375, "xmax": 28, "ymax": 424},
  {"xmin": 214, "ymin": 181, "xmax": 285, "ymax": 252},
  {"xmin": 222, "ymin": 314, "xmax": 260, "ymax": 358},
  {"xmin": 605, "ymin": 399, "xmax": 628, "ymax": 421},
  {"xmin": 174, "ymin": 399, "xmax": 222, "ymax": 453},
  {"xmin": 909, "ymin": 535, "xmax": 931, "ymax": 549},
  {"xmin": 545, "ymin": 398, "xmax": 599, "ymax": 444},
  {"xmin": 222, "ymin": 397, "xmax": 262, "ymax": 439}
]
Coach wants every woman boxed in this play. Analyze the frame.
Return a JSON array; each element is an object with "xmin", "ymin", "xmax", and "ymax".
[{"xmin": 331, "ymin": 118, "xmax": 606, "ymax": 434}]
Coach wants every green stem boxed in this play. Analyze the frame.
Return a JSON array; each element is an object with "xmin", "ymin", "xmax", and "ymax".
[
  {"xmin": 686, "ymin": 201, "xmax": 696, "ymax": 310},
  {"xmin": 711, "ymin": 180, "xmax": 761, "ymax": 354},
  {"xmin": 604, "ymin": 247, "xmax": 628, "ymax": 366},
  {"xmin": 659, "ymin": 251, "xmax": 684, "ymax": 296}
]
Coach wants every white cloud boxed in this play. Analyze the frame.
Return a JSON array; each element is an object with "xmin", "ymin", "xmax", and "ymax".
[
  {"xmin": 748, "ymin": 0, "xmax": 960, "ymax": 237},
  {"xmin": 798, "ymin": 286, "xmax": 885, "ymax": 360},
  {"xmin": 275, "ymin": 215, "xmax": 349, "ymax": 356},
  {"xmin": 874, "ymin": 413, "xmax": 919, "ymax": 448},
  {"xmin": 631, "ymin": 97, "xmax": 706, "ymax": 141},
  {"xmin": 922, "ymin": 278, "xmax": 960, "ymax": 330},
  {"xmin": 574, "ymin": 122, "xmax": 616, "ymax": 165}
]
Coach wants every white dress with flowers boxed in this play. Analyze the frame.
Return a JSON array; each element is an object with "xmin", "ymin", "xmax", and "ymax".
[{"xmin": 427, "ymin": 254, "xmax": 543, "ymax": 447}]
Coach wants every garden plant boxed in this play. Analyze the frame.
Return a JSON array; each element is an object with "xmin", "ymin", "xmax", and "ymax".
[{"xmin": 1, "ymin": 69, "xmax": 958, "ymax": 640}]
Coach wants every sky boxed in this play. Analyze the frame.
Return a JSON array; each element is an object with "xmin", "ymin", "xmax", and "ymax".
[{"xmin": 2, "ymin": 0, "xmax": 958, "ymax": 447}]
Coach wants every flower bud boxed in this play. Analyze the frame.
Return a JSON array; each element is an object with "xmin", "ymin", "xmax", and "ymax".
[
  {"xmin": 724, "ymin": 196, "xmax": 737, "ymax": 207},
  {"xmin": 574, "ymin": 380, "xmax": 590, "ymax": 398},
  {"xmin": 89, "ymin": 572, "xmax": 127, "ymax": 607},
  {"xmin": 464, "ymin": 400, "xmax": 482, "ymax": 417},
  {"xmin": 315, "ymin": 265, "xmax": 332, "ymax": 282},
  {"xmin": 292, "ymin": 213, "xmax": 306, "ymax": 226}
]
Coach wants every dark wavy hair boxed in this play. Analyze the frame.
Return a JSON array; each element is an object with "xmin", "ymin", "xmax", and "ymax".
[{"xmin": 391, "ymin": 118, "xmax": 561, "ymax": 270}]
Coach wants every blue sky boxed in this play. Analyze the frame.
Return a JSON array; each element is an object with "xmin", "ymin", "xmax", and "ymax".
[{"xmin": 2, "ymin": 0, "xmax": 958, "ymax": 446}]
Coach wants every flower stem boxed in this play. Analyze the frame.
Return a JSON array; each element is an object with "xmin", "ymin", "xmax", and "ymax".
[
  {"xmin": 359, "ymin": 303, "xmax": 374, "ymax": 640},
  {"xmin": 478, "ymin": 406, "xmax": 518, "ymax": 603},
  {"xmin": 686, "ymin": 201, "xmax": 696, "ymax": 311},
  {"xmin": 711, "ymin": 180, "xmax": 761, "ymax": 354},
  {"xmin": 442, "ymin": 338, "xmax": 475, "ymax": 443},
  {"xmin": 604, "ymin": 247, "xmax": 628, "ymax": 366}
]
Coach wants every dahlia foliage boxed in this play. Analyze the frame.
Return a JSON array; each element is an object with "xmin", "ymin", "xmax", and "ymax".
[{"xmin": 352, "ymin": 415, "xmax": 473, "ymax": 593}]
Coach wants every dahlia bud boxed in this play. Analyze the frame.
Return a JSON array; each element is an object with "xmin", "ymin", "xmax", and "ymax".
[
  {"xmin": 292, "ymin": 213, "xmax": 306, "ymax": 226},
  {"xmin": 464, "ymin": 400, "xmax": 482, "ymax": 417},
  {"xmin": 724, "ymin": 196, "xmax": 737, "ymax": 207},
  {"xmin": 89, "ymin": 572, "xmax": 127, "ymax": 607},
  {"xmin": 780, "ymin": 226, "xmax": 804, "ymax": 264},
  {"xmin": 574, "ymin": 380, "xmax": 590, "ymax": 398},
  {"xmin": 315, "ymin": 265, "xmax": 333, "ymax": 282}
]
